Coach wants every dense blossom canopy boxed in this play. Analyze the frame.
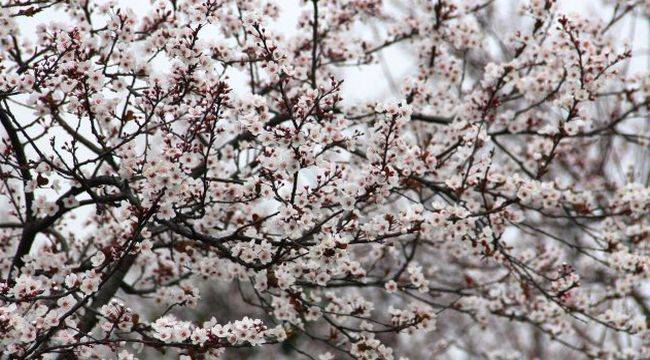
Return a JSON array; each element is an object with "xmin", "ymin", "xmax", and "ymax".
[{"xmin": 1, "ymin": 0, "xmax": 650, "ymax": 358}]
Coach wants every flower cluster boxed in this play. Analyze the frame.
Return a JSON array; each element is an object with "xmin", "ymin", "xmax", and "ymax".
[{"xmin": 0, "ymin": 0, "xmax": 649, "ymax": 359}]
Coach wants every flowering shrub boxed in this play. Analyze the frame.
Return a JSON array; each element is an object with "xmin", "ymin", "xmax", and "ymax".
[{"xmin": 1, "ymin": 0, "xmax": 649, "ymax": 358}]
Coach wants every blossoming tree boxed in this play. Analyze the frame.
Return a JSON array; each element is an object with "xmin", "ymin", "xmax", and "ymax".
[{"xmin": 1, "ymin": 0, "xmax": 649, "ymax": 358}]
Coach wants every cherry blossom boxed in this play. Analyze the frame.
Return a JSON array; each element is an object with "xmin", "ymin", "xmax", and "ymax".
[{"xmin": 1, "ymin": 0, "xmax": 649, "ymax": 359}]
